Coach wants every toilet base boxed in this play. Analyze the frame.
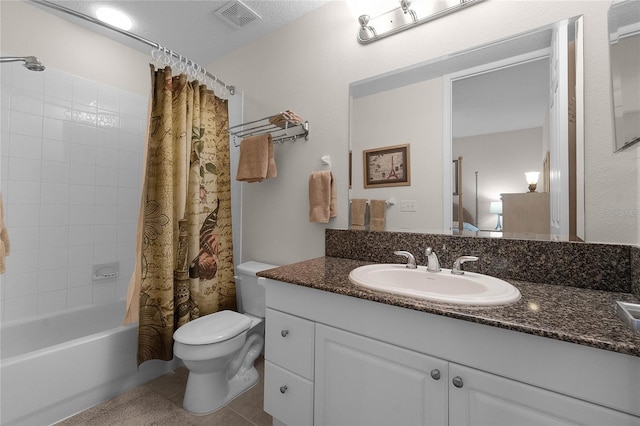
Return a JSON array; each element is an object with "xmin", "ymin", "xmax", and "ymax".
[{"xmin": 183, "ymin": 366, "xmax": 260, "ymax": 415}]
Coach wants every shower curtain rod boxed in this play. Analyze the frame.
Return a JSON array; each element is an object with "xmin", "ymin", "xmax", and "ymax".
[{"xmin": 28, "ymin": 0, "xmax": 236, "ymax": 95}]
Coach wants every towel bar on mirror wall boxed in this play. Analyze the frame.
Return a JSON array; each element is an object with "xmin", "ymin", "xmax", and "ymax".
[
  {"xmin": 349, "ymin": 198, "xmax": 396, "ymax": 207},
  {"xmin": 227, "ymin": 111, "xmax": 310, "ymax": 147}
]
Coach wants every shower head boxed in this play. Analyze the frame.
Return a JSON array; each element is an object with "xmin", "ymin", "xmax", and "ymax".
[{"xmin": 0, "ymin": 56, "xmax": 46, "ymax": 71}]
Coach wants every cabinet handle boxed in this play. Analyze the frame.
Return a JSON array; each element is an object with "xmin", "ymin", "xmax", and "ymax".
[
  {"xmin": 430, "ymin": 369, "xmax": 441, "ymax": 380},
  {"xmin": 281, "ymin": 330, "xmax": 289, "ymax": 337},
  {"xmin": 280, "ymin": 385, "xmax": 288, "ymax": 394},
  {"xmin": 452, "ymin": 376, "xmax": 464, "ymax": 388}
]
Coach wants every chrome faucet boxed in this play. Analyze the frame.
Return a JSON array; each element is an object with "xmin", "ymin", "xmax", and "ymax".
[
  {"xmin": 394, "ymin": 251, "xmax": 417, "ymax": 269},
  {"xmin": 425, "ymin": 247, "xmax": 441, "ymax": 272},
  {"xmin": 451, "ymin": 256, "xmax": 479, "ymax": 275}
]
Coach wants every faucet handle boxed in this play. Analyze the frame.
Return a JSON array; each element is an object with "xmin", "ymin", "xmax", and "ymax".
[
  {"xmin": 451, "ymin": 256, "xmax": 479, "ymax": 275},
  {"xmin": 394, "ymin": 251, "xmax": 417, "ymax": 269}
]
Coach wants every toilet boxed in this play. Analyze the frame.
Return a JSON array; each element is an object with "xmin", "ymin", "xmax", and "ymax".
[{"xmin": 173, "ymin": 261, "xmax": 276, "ymax": 415}]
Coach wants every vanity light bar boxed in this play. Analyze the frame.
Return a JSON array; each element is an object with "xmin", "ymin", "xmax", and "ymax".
[{"xmin": 357, "ymin": 0, "xmax": 485, "ymax": 44}]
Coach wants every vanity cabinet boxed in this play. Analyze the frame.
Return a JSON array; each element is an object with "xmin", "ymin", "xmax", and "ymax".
[{"xmin": 263, "ymin": 279, "xmax": 640, "ymax": 426}]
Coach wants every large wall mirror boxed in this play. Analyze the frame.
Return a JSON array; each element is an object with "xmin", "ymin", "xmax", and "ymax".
[
  {"xmin": 609, "ymin": 0, "xmax": 640, "ymax": 151},
  {"xmin": 349, "ymin": 16, "xmax": 587, "ymax": 241}
]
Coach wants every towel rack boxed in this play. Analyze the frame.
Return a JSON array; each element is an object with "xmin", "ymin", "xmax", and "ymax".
[{"xmin": 227, "ymin": 113, "xmax": 310, "ymax": 147}]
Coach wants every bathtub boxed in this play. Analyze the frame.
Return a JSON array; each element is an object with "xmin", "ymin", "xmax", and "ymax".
[{"xmin": 0, "ymin": 301, "xmax": 182, "ymax": 426}]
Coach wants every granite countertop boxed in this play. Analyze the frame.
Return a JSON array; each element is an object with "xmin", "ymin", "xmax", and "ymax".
[{"xmin": 258, "ymin": 256, "xmax": 640, "ymax": 357}]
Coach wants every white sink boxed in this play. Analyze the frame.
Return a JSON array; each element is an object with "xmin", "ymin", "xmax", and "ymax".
[{"xmin": 349, "ymin": 264, "xmax": 521, "ymax": 306}]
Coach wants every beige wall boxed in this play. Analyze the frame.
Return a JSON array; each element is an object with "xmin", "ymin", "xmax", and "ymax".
[
  {"xmin": 1, "ymin": 1, "xmax": 149, "ymax": 95},
  {"xmin": 211, "ymin": 0, "xmax": 637, "ymax": 264}
]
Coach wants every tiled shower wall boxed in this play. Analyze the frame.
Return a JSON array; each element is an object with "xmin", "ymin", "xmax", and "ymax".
[{"xmin": 0, "ymin": 63, "xmax": 147, "ymax": 322}]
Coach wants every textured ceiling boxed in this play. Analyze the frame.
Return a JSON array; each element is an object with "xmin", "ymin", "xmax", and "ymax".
[{"xmin": 34, "ymin": 0, "xmax": 329, "ymax": 66}]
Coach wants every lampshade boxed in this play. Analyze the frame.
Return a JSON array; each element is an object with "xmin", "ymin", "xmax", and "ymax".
[
  {"xmin": 524, "ymin": 172, "xmax": 540, "ymax": 185},
  {"xmin": 489, "ymin": 201, "xmax": 502, "ymax": 215}
]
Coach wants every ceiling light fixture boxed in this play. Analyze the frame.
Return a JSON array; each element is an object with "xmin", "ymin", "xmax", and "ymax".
[
  {"xmin": 96, "ymin": 6, "xmax": 133, "ymax": 31},
  {"xmin": 353, "ymin": 0, "xmax": 485, "ymax": 44}
]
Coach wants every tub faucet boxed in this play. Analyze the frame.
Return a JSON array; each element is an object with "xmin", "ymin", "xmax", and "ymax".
[
  {"xmin": 425, "ymin": 247, "xmax": 441, "ymax": 272},
  {"xmin": 452, "ymin": 256, "xmax": 479, "ymax": 275},
  {"xmin": 394, "ymin": 251, "xmax": 417, "ymax": 269}
]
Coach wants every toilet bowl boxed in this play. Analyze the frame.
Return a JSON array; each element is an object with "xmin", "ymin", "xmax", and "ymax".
[{"xmin": 172, "ymin": 261, "xmax": 276, "ymax": 415}]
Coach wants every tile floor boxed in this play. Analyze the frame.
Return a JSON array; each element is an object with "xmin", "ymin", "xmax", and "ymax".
[{"xmin": 141, "ymin": 356, "xmax": 272, "ymax": 426}]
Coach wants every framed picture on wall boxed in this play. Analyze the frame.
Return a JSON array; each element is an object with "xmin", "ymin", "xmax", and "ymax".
[{"xmin": 363, "ymin": 144, "xmax": 411, "ymax": 188}]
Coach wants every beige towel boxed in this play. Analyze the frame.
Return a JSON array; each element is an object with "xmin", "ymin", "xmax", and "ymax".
[
  {"xmin": 235, "ymin": 134, "xmax": 277, "ymax": 182},
  {"xmin": 350, "ymin": 199, "xmax": 367, "ymax": 230},
  {"xmin": 269, "ymin": 110, "xmax": 304, "ymax": 128},
  {"xmin": 309, "ymin": 171, "xmax": 337, "ymax": 223},
  {"xmin": 0, "ymin": 193, "xmax": 10, "ymax": 274},
  {"xmin": 369, "ymin": 200, "xmax": 386, "ymax": 231}
]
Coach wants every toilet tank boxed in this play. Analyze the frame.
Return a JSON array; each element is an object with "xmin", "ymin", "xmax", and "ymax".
[{"xmin": 235, "ymin": 261, "xmax": 277, "ymax": 317}]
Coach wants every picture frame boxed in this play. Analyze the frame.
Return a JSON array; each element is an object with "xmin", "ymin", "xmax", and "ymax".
[{"xmin": 363, "ymin": 144, "xmax": 411, "ymax": 188}]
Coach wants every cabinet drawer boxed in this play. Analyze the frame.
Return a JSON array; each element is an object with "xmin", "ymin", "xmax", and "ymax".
[
  {"xmin": 264, "ymin": 361, "xmax": 314, "ymax": 426},
  {"xmin": 266, "ymin": 308, "xmax": 315, "ymax": 379}
]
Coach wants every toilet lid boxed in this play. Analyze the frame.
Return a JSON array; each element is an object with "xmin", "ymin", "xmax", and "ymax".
[{"xmin": 173, "ymin": 310, "xmax": 252, "ymax": 345}]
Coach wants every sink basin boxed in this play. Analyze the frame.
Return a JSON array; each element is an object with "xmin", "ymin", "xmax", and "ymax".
[{"xmin": 349, "ymin": 264, "xmax": 521, "ymax": 306}]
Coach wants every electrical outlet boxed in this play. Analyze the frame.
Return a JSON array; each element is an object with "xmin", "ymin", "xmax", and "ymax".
[{"xmin": 401, "ymin": 200, "xmax": 416, "ymax": 212}]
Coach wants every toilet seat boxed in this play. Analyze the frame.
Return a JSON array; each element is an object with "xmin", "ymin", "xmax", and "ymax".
[{"xmin": 174, "ymin": 310, "xmax": 252, "ymax": 345}]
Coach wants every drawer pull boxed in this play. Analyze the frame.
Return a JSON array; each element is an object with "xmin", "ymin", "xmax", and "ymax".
[
  {"xmin": 452, "ymin": 376, "xmax": 464, "ymax": 388},
  {"xmin": 281, "ymin": 329, "xmax": 289, "ymax": 337},
  {"xmin": 430, "ymin": 369, "xmax": 441, "ymax": 380},
  {"xmin": 280, "ymin": 385, "xmax": 288, "ymax": 394}
]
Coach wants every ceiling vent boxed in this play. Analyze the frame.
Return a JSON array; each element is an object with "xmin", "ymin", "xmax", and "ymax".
[{"xmin": 215, "ymin": 0, "xmax": 262, "ymax": 29}]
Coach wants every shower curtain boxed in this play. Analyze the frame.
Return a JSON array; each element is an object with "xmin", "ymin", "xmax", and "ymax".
[{"xmin": 124, "ymin": 65, "xmax": 235, "ymax": 366}]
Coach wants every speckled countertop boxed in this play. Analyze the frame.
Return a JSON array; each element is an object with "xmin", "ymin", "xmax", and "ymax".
[{"xmin": 258, "ymin": 256, "xmax": 640, "ymax": 357}]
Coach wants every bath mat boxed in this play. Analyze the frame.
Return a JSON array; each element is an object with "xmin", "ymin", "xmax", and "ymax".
[{"xmin": 56, "ymin": 386, "xmax": 202, "ymax": 426}]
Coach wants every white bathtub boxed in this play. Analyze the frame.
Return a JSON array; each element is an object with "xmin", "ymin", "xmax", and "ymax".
[{"xmin": 0, "ymin": 301, "xmax": 182, "ymax": 426}]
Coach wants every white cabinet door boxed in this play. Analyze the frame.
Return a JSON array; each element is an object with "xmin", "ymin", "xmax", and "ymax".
[
  {"xmin": 315, "ymin": 324, "xmax": 448, "ymax": 426},
  {"xmin": 448, "ymin": 363, "xmax": 640, "ymax": 426}
]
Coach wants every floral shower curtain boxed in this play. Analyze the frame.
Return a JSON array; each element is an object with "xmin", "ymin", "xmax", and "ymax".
[{"xmin": 124, "ymin": 65, "xmax": 236, "ymax": 366}]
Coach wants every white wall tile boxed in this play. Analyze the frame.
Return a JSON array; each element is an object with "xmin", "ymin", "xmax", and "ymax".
[
  {"xmin": 8, "ymin": 156, "xmax": 41, "ymax": 181},
  {"xmin": 94, "ymin": 224, "xmax": 117, "ymax": 245},
  {"xmin": 42, "ymin": 138, "xmax": 69, "ymax": 162},
  {"xmin": 67, "ymin": 285, "xmax": 92, "ymax": 308},
  {"xmin": 40, "ymin": 182, "xmax": 69, "ymax": 205},
  {"xmin": 3, "ymin": 294, "xmax": 38, "ymax": 322},
  {"xmin": 69, "ymin": 183, "xmax": 95, "ymax": 205},
  {"xmin": 67, "ymin": 265, "xmax": 92, "ymax": 287},
  {"xmin": 3, "ymin": 66, "xmax": 148, "ymax": 323},
  {"xmin": 44, "ymin": 69, "xmax": 73, "ymax": 101},
  {"xmin": 38, "ymin": 247, "xmax": 68, "ymax": 271},
  {"xmin": 95, "ymin": 205, "xmax": 116, "ymax": 225},
  {"xmin": 8, "ymin": 180, "xmax": 40, "ymax": 204},
  {"xmin": 39, "ymin": 225, "xmax": 69, "ymax": 248},
  {"xmin": 10, "ymin": 110, "xmax": 42, "ymax": 138},
  {"xmin": 69, "ymin": 163, "xmax": 95, "ymax": 185},
  {"xmin": 92, "ymin": 280, "xmax": 117, "ymax": 305},
  {"xmin": 7, "ymin": 226, "xmax": 39, "ymax": 250},
  {"xmin": 68, "ymin": 245, "xmax": 93, "ymax": 267},
  {"xmin": 43, "ymin": 117, "xmax": 71, "ymax": 141},
  {"xmin": 12, "ymin": 66, "xmax": 44, "ymax": 94},
  {"xmin": 41, "ymin": 160, "xmax": 70, "ymax": 184},
  {"xmin": 5, "ymin": 204, "xmax": 40, "ymax": 228},
  {"xmin": 37, "ymin": 267, "xmax": 68, "ymax": 293},
  {"xmin": 96, "ymin": 186, "xmax": 117, "ymax": 206},
  {"xmin": 68, "ymin": 204, "xmax": 94, "ymax": 226},
  {"xmin": 37, "ymin": 289, "xmax": 68, "ymax": 316},
  {"xmin": 3, "ymin": 271, "xmax": 38, "ymax": 298},
  {"xmin": 40, "ymin": 204, "xmax": 70, "ymax": 226},
  {"xmin": 43, "ymin": 96, "xmax": 72, "ymax": 120},
  {"xmin": 11, "ymin": 89, "xmax": 43, "ymax": 116},
  {"xmin": 95, "ymin": 166, "xmax": 118, "ymax": 187},
  {"xmin": 96, "ymin": 146, "xmax": 118, "ymax": 168},
  {"xmin": 69, "ymin": 225, "xmax": 93, "ymax": 246}
]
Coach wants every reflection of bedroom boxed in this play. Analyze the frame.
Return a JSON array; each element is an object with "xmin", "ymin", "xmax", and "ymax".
[{"xmin": 453, "ymin": 127, "xmax": 545, "ymax": 231}]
